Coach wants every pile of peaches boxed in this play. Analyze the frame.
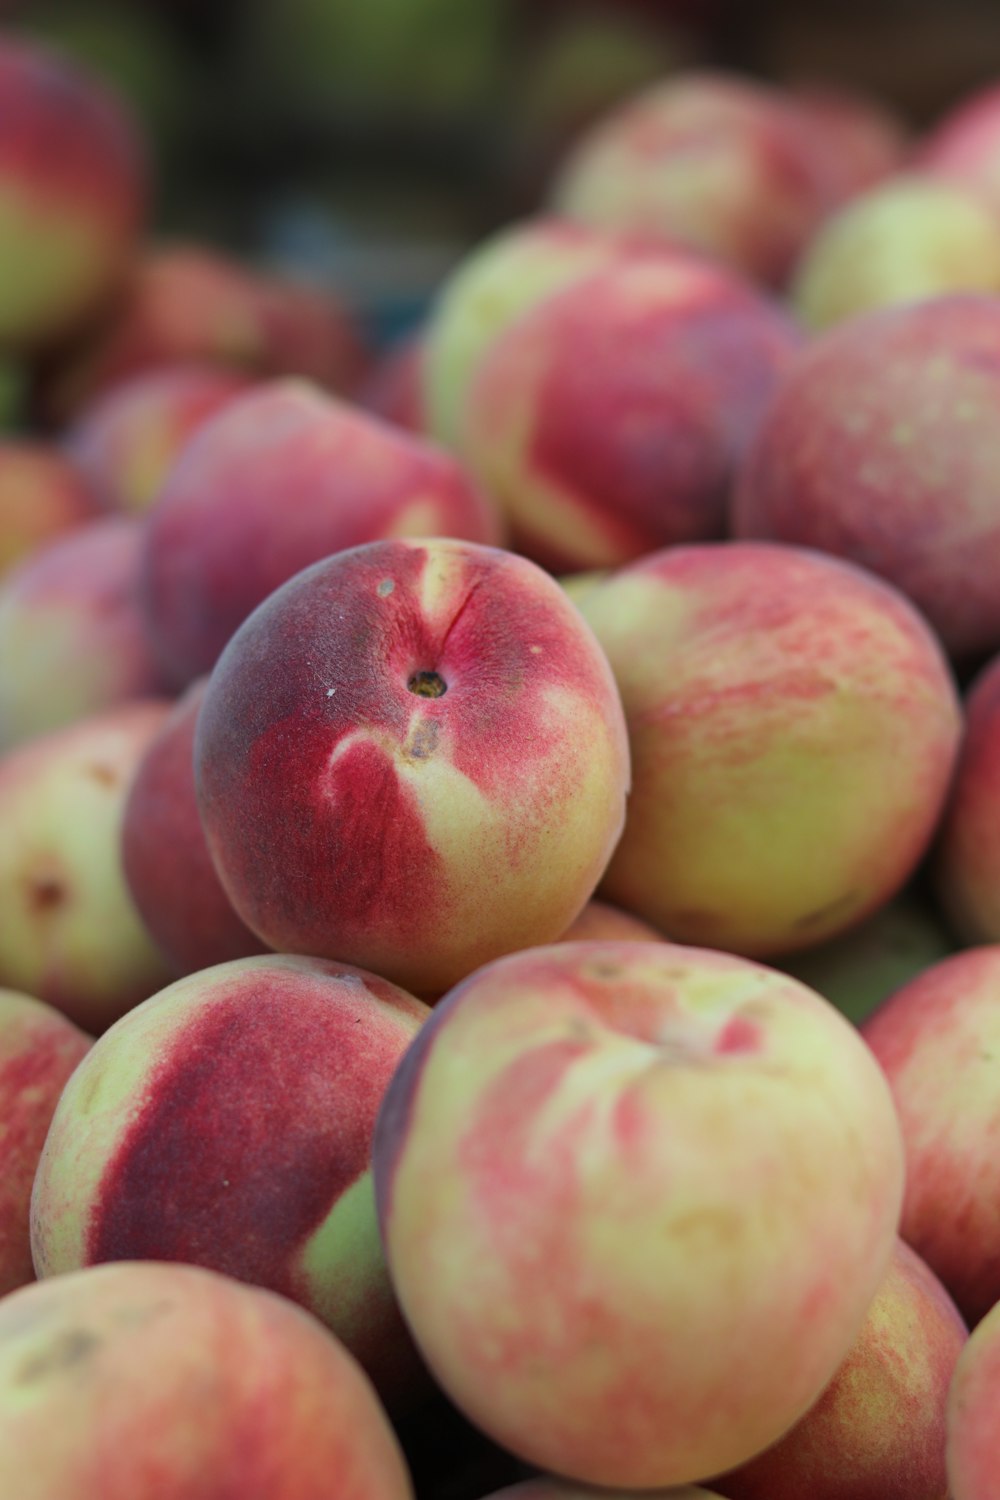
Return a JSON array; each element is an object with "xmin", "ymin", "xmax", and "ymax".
[{"xmin": 5, "ymin": 27, "xmax": 1000, "ymax": 1500}]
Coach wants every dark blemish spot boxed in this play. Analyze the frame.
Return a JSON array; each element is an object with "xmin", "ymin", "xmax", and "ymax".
[
  {"xmin": 15, "ymin": 1329, "xmax": 100, "ymax": 1384},
  {"xmin": 408, "ymin": 671, "xmax": 447, "ymax": 699},
  {"xmin": 377, "ymin": 578, "xmax": 395, "ymax": 597},
  {"xmin": 86, "ymin": 763, "xmax": 118, "ymax": 788},
  {"xmin": 29, "ymin": 876, "xmax": 66, "ymax": 913},
  {"xmin": 405, "ymin": 720, "xmax": 440, "ymax": 760},
  {"xmin": 585, "ymin": 962, "xmax": 622, "ymax": 981},
  {"xmin": 793, "ymin": 894, "xmax": 857, "ymax": 930}
]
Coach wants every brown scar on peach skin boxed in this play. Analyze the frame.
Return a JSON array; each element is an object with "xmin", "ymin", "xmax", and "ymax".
[{"xmin": 15, "ymin": 1328, "xmax": 101, "ymax": 1384}]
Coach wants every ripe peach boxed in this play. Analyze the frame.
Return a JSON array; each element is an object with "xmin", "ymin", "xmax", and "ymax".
[
  {"xmin": 32, "ymin": 954, "xmax": 429, "ymax": 1407},
  {"xmin": 947, "ymin": 1294, "xmax": 1000, "ymax": 1500},
  {"xmin": 374, "ymin": 941, "xmax": 905, "ymax": 1487},
  {"xmin": 0, "ymin": 38, "xmax": 144, "ymax": 349},
  {"xmin": 734, "ymin": 296, "xmax": 1000, "ymax": 660},
  {"xmin": 64, "ymin": 364, "xmax": 251, "ymax": 512},
  {"xmin": 713, "ymin": 1238, "xmax": 967, "ymax": 1500},
  {"xmin": 789, "ymin": 84, "xmax": 908, "ymax": 202},
  {"xmin": 0, "ymin": 1261, "xmax": 414, "ymax": 1500},
  {"xmin": 551, "ymin": 71, "xmax": 838, "ymax": 287},
  {"xmin": 0, "ymin": 989, "xmax": 91, "ymax": 1296},
  {"xmin": 358, "ymin": 334, "xmax": 427, "ymax": 436},
  {"xmin": 0, "ymin": 701, "xmax": 175, "ymax": 1032},
  {"xmin": 0, "ymin": 443, "xmax": 101, "ymax": 578},
  {"xmin": 195, "ymin": 538, "xmax": 630, "ymax": 996},
  {"xmin": 141, "ymin": 380, "xmax": 503, "ymax": 686},
  {"xmin": 0, "ymin": 518, "xmax": 168, "ymax": 749},
  {"xmin": 483, "ymin": 1487, "xmax": 724, "ymax": 1500},
  {"xmin": 121, "ymin": 679, "xmax": 266, "ymax": 974},
  {"xmin": 463, "ymin": 252, "xmax": 800, "ymax": 571},
  {"xmin": 577, "ymin": 543, "xmax": 961, "ymax": 955},
  {"xmin": 919, "ymin": 82, "xmax": 1000, "ymax": 219},
  {"xmin": 558, "ymin": 899, "xmax": 664, "ymax": 944},
  {"xmin": 863, "ymin": 947, "xmax": 1000, "ymax": 1326},
  {"xmin": 934, "ymin": 652, "xmax": 1000, "ymax": 943}
]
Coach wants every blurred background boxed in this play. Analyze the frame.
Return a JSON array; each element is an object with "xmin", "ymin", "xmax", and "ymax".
[{"xmin": 6, "ymin": 0, "xmax": 1000, "ymax": 347}]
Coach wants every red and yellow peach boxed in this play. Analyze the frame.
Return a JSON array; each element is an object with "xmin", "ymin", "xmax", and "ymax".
[{"xmin": 948, "ymin": 1293, "xmax": 1000, "ymax": 1500}]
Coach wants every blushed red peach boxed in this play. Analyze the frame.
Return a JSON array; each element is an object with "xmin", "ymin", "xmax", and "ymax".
[
  {"xmin": 463, "ymin": 252, "xmax": 800, "ymax": 571},
  {"xmin": 0, "ymin": 1261, "xmax": 414, "ymax": 1500},
  {"xmin": 934, "ymin": 652, "xmax": 1000, "ymax": 943},
  {"xmin": 0, "ymin": 518, "xmax": 168, "ymax": 749},
  {"xmin": 862, "ymin": 946, "xmax": 1000, "ymax": 1326},
  {"xmin": 0, "ymin": 443, "xmax": 102, "ymax": 578},
  {"xmin": 195, "ymin": 537, "xmax": 630, "ymax": 996},
  {"xmin": 577, "ymin": 543, "xmax": 961, "ymax": 955},
  {"xmin": 121, "ymin": 679, "xmax": 266, "ymax": 974},
  {"xmin": 0, "ymin": 700, "xmax": 175, "ymax": 1032},
  {"xmin": 357, "ymin": 334, "xmax": 427, "ymax": 436},
  {"xmin": 0, "ymin": 989, "xmax": 91, "ymax": 1296},
  {"xmin": 789, "ymin": 84, "xmax": 908, "ymax": 202},
  {"xmin": 734, "ymin": 296, "xmax": 1000, "ymax": 660},
  {"xmin": 0, "ymin": 39, "xmax": 145, "ymax": 349},
  {"xmin": 64, "ymin": 364, "xmax": 251, "ymax": 512},
  {"xmin": 713, "ymin": 1238, "xmax": 967, "ymax": 1500},
  {"xmin": 31, "ymin": 954, "xmax": 429, "ymax": 1409},
  {"xmin": 373, "ymin": 941, "xmax": 905, "ymax": 1488},
  {"xmin": 141, "ymin": 380, "xmax": 503, "ymax": 686},
  {"xmin": 919, "ymin": 83, "xmax": 1000, "ymax": 218},
  {"xmin": 948, "ymin": 1294, "xmax": 1000, "ymax": 1499}
]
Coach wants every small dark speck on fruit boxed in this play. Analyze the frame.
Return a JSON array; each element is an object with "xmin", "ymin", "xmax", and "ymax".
[
  {"xmin": 29, "ymin": 876, "xmax": 66, "ymax": 913},
  {"xmin": 15, "ymin": 1329, "xmax": 101, "ymax": 1384},
  {"xmin": 377, "ymin": 578, "xmax": 395, "ymax": 597}
]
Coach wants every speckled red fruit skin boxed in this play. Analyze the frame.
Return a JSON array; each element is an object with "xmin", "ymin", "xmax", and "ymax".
[{"xmin": 934, "ymin": 652, "xmax": 1000, "ymax": 944}]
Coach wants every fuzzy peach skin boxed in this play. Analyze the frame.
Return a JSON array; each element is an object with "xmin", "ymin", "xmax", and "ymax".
[
  {"xmin": 38, "ymin": 243, "xmax": 367, "ymax": 423},
  {"xmin": 0, "ymin": 518, "xmax": 169, "ymax": 750},
  {"xmin": 373, "ymin": 941, "xmax": 905, "ymax": 1488},
  {"xmin": 791, "ymin": 176, "xmax": 1000, "ymax": 331},
  {"xmin": 0, "ymin": 989, "xmax": 91, "ymax": 1296},
  {"xmin": 195, "ymin": 538, "xmax": 630, "ymax": 997},
  {"xmin": 0, "ymin": 39, "xmax": 144, "ymax": 350},
  {"xmin": 0, "ymin": 701, "xmax": 175, "ymax": 1033},
  {"xmin": 0, "ymin": 1261, "xmax": 414, "ymax": 1500},
  {"xmin": 934, "ymin": 652, "xmax": 1000, "ymax": 943},
  {"xmin": 31, "ymin": 954, "xmax": 429, "ymax": 1408},
  {"xmin": 64, "ymin": 364, "xmax": 251, "ymax": 513},
  {"xmin": 919, "ymin": 83, "xmax": 1000, "ymax": 219},
  {"xmin": 463, "ymin": 252, "xmax": 800, "ymax": 573},
  {"xmin": 0, "ymin": 443, "xmax": 102, "ymax": 578},
  {"xmin": 733, "ymin": 296, "xmax": 1000, "ymax": 661},
  {"xmin": 141, "ymin": 380, "xmax": 503, "ymax": 687},
  {"xmin": 576, "ymin": 543, "xmax": 961, "ymax": 956},
  {"xmin": 121, "ymin": 680, "xmax": 266, "ymax": 974},
  {"xmin": 947, "ymin": 1294, "xmax": 1000, "ymax": 1499},
  {"xmin": 862, "ymin": 947, "xmax": 1000, "ymax": 1327},
  {"xmin": 713, "ymin": 1237, "xmax": 967, "ymax": 1500},
  {"xmin": 423, "ymin": 217, "xmax": 635, "ymax": 450},
  {"xmin": 550, "ymin": 71, "xmax": 840, "ymax": 288}
]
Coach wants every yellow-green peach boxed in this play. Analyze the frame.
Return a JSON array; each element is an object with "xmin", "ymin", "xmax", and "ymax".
[
  {"xmin": 934, "ymin": 652, "xmax": 1000, "ymax": 943},
  {"xmin": 0, "ymin": 989, "xmax": 91, "ymax": 1296},
  {"xmin": 31, "ymin": 954, "xmax": 429, "ymax": 1408},
  {"xmin": 0, "ymin": 1261, "xmax": 414, "ymax": 1500},
  {"xmin": 463, "ymin": 253, "xmax": 800, "ymax": 571},
  {"xmin": 0, "ymin": 701, "xmax": 175, "ymax": 1032},
  {"xmin": 791, "ymin": 176, "xmax": 1000, "ymax": 330},
  {"xmin": 863, "ymin": 947, "xmax": 1000, "ymax": 1326},
  {"xmin": 577, "ymin": 542, "xmax": 960, "ymax": 956},
  {"xmin": 0, "ymin": 518, "xmax": 168, "ymax": 750},
  {"xmin": 713, "ymin": 1238, "xmax": 967, "ymax": 1500},
  {"xmin": 947, "ymin": 1293, "xmax": 1000, "ymax": 1499},
  {"xmin": 0, "ymin": 443, "xmax": 102, "ymax": 579},
  {"xmin": 195, "ymin": 537, "xmax": 630, "ymax": 996},
  {"xmin": 374, "ymin": 941, "xmax": 905, "ymax": 1488}
]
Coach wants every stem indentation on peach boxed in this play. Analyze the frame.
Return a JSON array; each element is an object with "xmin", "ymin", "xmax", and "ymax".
[{"xmin": 408, "ymin": 671, "xmax": 447, "ymax": 699}]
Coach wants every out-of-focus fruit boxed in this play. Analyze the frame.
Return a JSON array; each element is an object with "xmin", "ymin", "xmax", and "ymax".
[
  {"xmin": 0, "ymin": 443, "xmax": 101, "ymax": 578},
  {"xmin": 919, "ymin": 82, "xmax": 1000, "ymax": 219},
  {"xmin": 948, "ymin": 1294, "xmax": 1000, "ymax": 1500},
  {"xmin": 934, "ymin": 652, "xmax": 1000, "ymax": 943}
]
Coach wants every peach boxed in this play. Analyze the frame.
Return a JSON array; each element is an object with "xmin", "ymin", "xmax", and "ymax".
[
  {"xmin": 64, "ymin": 363, "xmax": 251, "ymax": 512},
  {"xmin": 734, "ymin": 296, "xmax": 1000, "ymax": 660},
  {"xmin": 776, "ymin": 889, "xmax": 955, "ymax": 1027},
  {"xmin": 947, "ymin": 1294, "xmax": 1000, "ymax": 1499},
  {"xmin": 195, "ymin": 537, "xmax": 630, "ymax": 997},
  {"xmin": 374, "ymin": 941, "xmax": 905, "ymax": 1487},
  {"xmin": 38, "ymin": 242, "xmax": 367, "ymax": 422},
  {"xmin": 863, "ymin": 947, "xmax": 1000, "ymax": 1327},
  {"xmin": 0, "ymin": 701, "xmax": 175, "ymax": 1032},
  {"xmin": 550, "ymin": 71, "xmax": 839, "ymax": 287},
  {"xmin": 358, "ymin": 334, "xmax": 427, "ymax": 436},
  {"xmin": 934, "ymin": 652, "xmax": 1000, "ymax": 943},
  {"xmin": 713, "ymin": 1238, "xmax": 967, "ymax": 1500},
  {"xmin": 0, "ymin": 518, "xmax": 168, "ymax": 749},
  {"xmin": 483, "ymin": 1487, "xmax": 724, "ymax": 1500},
  {"xmin": 919, "ymin": 82, "xmax": 1000, "ymax": 219},
  {"xmin": 0, "ymin": 989, "xmax": 91, "ymax": 1296},
  {"xmin": 141, "ymin": 380, "xmax": 503, "ymax": 686},
  {"xmin": 32, "ymin": 954, "xmax": 429, "ymax": 1407},
  {"xmin": 576, "ymin": 543, "xmax": 961, "ymax": 955},
  {"xmin": 0, "ymin": 38, "xmax": 144, "ymax": 349},
  {"xmin": 791, "ymin": 176, "xmax": 1000, "ymax": 330},
  {"xmin": 121, "ymin": 679, "xmax": 266, "ymax": 974},
  {"xmin": 0, "ymin": 1261, "xmax": 414, "ymax": 1500},
  {"xmin": 558, "ymin": 898, "xmax": 664, "ymax": 944},
  {"xmin": 789, "ymin": 84, "xmax": 908, "ymax": 202},
  {"xmin": 463, "ymin": 252, "xmax": 800, "ymax": 571},
  {"xmin": 0, "ymin": 442, "xmax": 102, "ymax": 578}
]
